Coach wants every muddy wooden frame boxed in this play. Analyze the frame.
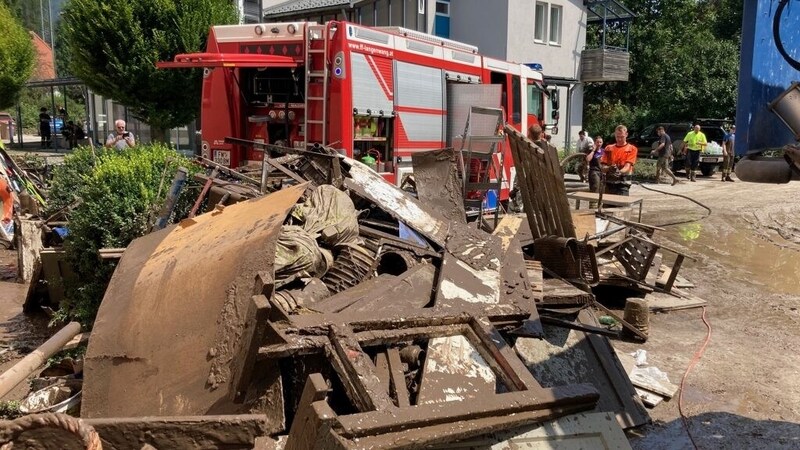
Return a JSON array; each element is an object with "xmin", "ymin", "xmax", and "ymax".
[
  {"xmin": 252, "ymin": 311, "xmax": 598, "ymax": 448},
  {"xmin": 278, "ymin": 373, "xmax": 598, "ymax": 450}
]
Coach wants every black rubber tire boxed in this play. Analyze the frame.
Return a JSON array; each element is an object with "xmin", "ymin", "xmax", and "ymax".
[{"xmin": 700, "ymin": 164, "xmax": 716, "ymax": 177}]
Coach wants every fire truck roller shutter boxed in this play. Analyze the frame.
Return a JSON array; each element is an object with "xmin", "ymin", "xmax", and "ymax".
[
  {"xmin": 351, "ymin": 53, "xmax": 394, "ymax": 116},
  {"xmin": 395, "ymin": 61, "xmax": 445, "ymax": 145}
]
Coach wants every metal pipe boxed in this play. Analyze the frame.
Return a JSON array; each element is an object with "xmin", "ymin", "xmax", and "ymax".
[
  {"xmin": 153, "ymin": 167, "xmax": 189, "ymax": 230},
  {"xmin": 188, "ymin": 167, "xmax": 219, "ymax": 218},
  {"xmin": 0, "ymin": 322, "xmax": 81, "ymax": 398}
]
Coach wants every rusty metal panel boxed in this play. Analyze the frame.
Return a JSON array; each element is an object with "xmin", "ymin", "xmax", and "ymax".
[{"xmin": 82, "ymin": 184, "xmax": 307, "ymax": 420}]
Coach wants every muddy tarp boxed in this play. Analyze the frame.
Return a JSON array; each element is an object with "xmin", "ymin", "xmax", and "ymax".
[
  {"xmin": 274, "ymin": 225, "xmax": 333, "ymax": 287},
  {"xmin": 292, "ymin": 184, "xmax": 359, "ymax": 245}
]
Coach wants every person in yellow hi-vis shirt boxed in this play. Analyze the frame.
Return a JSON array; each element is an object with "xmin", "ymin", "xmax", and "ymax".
[{"xmin": 681, "ymin": 123, "xmax": 707, "ymax": 182}]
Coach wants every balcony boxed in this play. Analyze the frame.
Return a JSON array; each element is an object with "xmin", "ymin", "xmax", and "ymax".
[{"xmin": 581, "ymin": 0, "xmax": 634, "ymax": 83}]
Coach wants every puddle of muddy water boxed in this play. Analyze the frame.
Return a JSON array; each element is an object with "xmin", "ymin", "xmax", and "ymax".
[{"xmin": 665, "ymin": 224, "xmax": 800, "ymax": 295}]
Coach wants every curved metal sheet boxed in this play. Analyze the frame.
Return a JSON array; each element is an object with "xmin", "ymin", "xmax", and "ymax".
[{"xmin": 82, "ymin": 184, "xmax": 306, "ymax": 418}]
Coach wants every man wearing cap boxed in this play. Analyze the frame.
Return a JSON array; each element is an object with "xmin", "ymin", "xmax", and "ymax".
[{"xmin": 722, "ymin": 125, "xmax": 735, "ymax": 182}]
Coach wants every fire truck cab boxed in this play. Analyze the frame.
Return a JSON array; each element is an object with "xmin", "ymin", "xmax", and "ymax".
[{"xmin": 159, "ymin": 21, "xmax": 558, "ymax": 192}]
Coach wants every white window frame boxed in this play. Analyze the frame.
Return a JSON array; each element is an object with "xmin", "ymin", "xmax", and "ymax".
[
  {"xmin": 435, "ymin": 0, "xmax": 449, "ymax": 16},
  {"xmin": 418, "ymin": 0, "xmax": 425, "ymax": 14},
  {"xmin": 549, "ymin": 4, "xmax": 562, "ymax": 45},
  {"xmin": 534, "ymin": 2, "xmax": 548, "ymax": 44}
]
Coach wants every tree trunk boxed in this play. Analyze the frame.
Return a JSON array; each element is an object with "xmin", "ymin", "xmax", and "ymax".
[{"xmin": 150, "ymin": 126, "xmax": 170, "ymax": 144}]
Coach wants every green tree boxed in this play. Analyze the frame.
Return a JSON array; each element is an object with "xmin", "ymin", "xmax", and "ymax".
[
  {"xmin": 583, "ymin": 0, "xmax": 742, "ymax": 134},
  {"xmin": 2, "ymin": 0, "xmax": 44, "ymax": 37},
  {"xmin": 0, "ymin": 2, "xmax": 35, "ymax": 110},
  {"xmin": 60, "ymin": 0, "xmax": 237, "ymax": 141}
]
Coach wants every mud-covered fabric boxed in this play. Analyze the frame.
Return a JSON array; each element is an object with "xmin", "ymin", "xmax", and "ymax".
[
  {"xmin": 292, "ymin": 185, "xmax": 359, "ymax": 246},
  {"xmin": 274, "ymin": 225, "xmax": 333, "ymax": 287}
]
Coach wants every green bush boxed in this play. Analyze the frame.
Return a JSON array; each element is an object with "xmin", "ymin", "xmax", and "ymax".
[
  {"xmin": 51, "ymin": 144, "xmax": 200, "ymax": 326},
  {"xmin": 46, "ymin": 146, "xmax": 115, "ymax": 216},
  {"xmin": 633, "ymin": 159, "xmax": 658, "ymax": 182}
]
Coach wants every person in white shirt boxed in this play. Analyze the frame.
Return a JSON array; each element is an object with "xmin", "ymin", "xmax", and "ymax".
[{"xmin": 105, "ymin": 120, "xmax": 136, "ymax": 149}]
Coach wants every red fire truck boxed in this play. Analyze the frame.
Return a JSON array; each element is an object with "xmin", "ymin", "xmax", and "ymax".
[{"xmin": 159, "ymin": 21, "xmax": 558, "ymax": 193}]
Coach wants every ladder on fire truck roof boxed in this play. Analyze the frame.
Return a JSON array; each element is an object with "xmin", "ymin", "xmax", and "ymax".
[
  {"xmin": 458, "ymin": 106, "xmax": 506, "ymax": 230},
  {"xmin": 305, "ymin": 24, "xmax": 329, "ymax": 147}
]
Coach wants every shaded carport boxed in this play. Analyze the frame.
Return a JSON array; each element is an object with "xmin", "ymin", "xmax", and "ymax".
[{"xmin": 13, "ymin": 77, "xmax": 89, "ymax": 152}]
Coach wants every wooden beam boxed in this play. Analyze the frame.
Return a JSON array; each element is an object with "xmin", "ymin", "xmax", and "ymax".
[{"xmin": 328, "ymin": 325, "xmax": 395, "ymax": 412}]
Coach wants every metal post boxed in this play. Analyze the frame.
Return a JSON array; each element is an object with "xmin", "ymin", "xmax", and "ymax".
[
  {"xmin": 0, "ymin": 322, "xmax": 81, "ymax": 398},
  {"xmin": 48, "ymin": 0, "xmax": 55, "ymax": 69},
  {"xmin": 50, "ymin": 86, "xmax": 57, "ymax": 150},
  {"xmin": 564, "ymin": 84, "xmax": 573, "ymax": 151},
  {"xmin": 16, "ymin": 104, "xmax": 23, "ymax": 147},
  {"xmin": 39, "ymin": 0, "xmax": 45, "ymax": 41}
]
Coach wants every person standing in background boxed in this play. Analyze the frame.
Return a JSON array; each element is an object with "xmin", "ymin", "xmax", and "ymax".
[
  {"xmin": 575, "ymin": 130, "xmax": 593, "ymax": 182},
  {"xmin": 585, "ymin": 135, "xmax": 604, "ymax": 194},
  {"xmin": 39, "ymin": 107, "xmax": 51, "ymax": 148},
  {"xmin": 681, "ymin": 123, "xmax": 707, "ymax": 182},
  {"xmin": 722, "ymin": 125, "xmax": 735, "ymax": 182},
  {"xmin": 652, "ymin": 126, "xmax": 679, "ymax": 185}
]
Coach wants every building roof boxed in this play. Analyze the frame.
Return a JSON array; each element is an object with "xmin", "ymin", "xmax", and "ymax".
[
  {"xmin": 29, "ymin": 32, "xmax": 56, "ymax": 81},
  {"xmin": 263, "ymin": 0, "xmax": 352, "ymax": 19}
]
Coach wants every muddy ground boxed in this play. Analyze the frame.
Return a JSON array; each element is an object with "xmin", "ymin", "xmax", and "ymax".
[
  {"xmin": 0, "ymin": 175, "xmax": 798, "ymax": 448},
  {"xmin": 621, "ymin": 176, "xmax": 800, "ymax": 449}
]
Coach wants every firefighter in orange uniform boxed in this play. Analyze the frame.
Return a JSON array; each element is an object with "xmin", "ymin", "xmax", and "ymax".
[{"xmin": 600, "ymin": 124, "xmax": 638, "ymax": 196}]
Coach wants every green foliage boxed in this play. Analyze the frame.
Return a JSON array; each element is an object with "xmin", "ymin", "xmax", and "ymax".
[
  {"xmin": 60, "ymin": 0, "xmax": 238, "ymax": 132},
  {"xmin": 0, "ymin": 2, "xmax": 35, "ymax": 110},
  {"xmin": 51, "ymin": 144, "xmax": 200, "ymax": 326},
  {"xmin": 46, "ymin": 344, "xmax": 87, "ymax": 368},
  {"xmin": 633, "ymin": 159, "xmax": 658, "ymax": 182},
  {"xmin": 584, "ymin": 0, "xmax": 742, "ymax": 132},
  {"xmin": 17, "ymin": 87, "xmax": 87, "ymax": 133},
  {"xmin": 0, "ymin": 401, "xmax": 22, "ymax": 420},
  {"xmin": 46, "ymin": 146, "xmax": 115, "ymax": 216},
  {"xmin": 583, "ymin": 100, "xmax": 640, "ymax": 139}
]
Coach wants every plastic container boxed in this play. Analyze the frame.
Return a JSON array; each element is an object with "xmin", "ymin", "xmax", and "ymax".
[
  {"xmin": 482, "ymin": 190, "xmax": 498, "ymax": 209},
  {"xmin": 361, "ymin": 154, "xmax": 377, "ymax": 171}
]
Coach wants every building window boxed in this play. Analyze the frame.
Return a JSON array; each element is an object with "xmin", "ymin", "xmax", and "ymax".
[
  {"xmin": 534, "ymin": 2, "xmax": 547, "ymax": 43},
  {"xmin": 549, "ymin": 5, "xmax": 562, "ymax": 44},
  {"xmin": 434, "ymin": 0, "xmax": 450, "ymax": 38},
  {"xmin": 418, "ymin": 0, "xmax": 425, "ymax": 14}
]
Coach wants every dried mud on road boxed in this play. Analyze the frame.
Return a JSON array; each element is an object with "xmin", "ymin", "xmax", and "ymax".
[{"xmin": 621, "ymin": 178, "xmax": 800, "ymax": 449}]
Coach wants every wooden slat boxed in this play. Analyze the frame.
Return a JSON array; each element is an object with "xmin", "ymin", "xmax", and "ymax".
[
  {"xmin": 374, "ymin": 352, "xmax": 391, "ymax": 394},
  {"xmin": 505, "ymin": 125, "xmax": 576, "ymax": 240},
  {"xmin": 386, "ymin": 348, "xmax": 410, "ymax": 408}
]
